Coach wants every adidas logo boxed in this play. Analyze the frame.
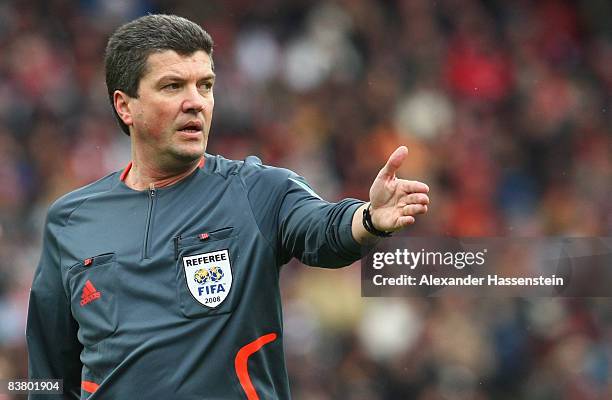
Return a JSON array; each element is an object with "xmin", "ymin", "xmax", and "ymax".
[{"xmin": 80, "ymin": 280, "xmax": 101, "ymax": 306}]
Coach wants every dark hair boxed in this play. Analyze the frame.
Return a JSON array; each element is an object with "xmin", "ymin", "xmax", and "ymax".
[{"xmin": 104, "ymin": 14, "xmax": 214, "ymax": 135}]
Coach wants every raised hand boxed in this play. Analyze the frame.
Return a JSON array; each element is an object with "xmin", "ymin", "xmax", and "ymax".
[
  {"xmin": 351, "ymin": 146, "xmax": 430, "ymax": 243},
  {"xmin": 368, "ymin": 146, "xmax": 429, "ymax": 232}
]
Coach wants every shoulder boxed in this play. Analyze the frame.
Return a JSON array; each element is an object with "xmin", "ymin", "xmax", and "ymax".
[
  {"xmin": 209, "ymin": 154, "xmax": 324, "ymax": 206},
  {"xmin": 47, "ymin": 171, "xmax": 120, "ymax": 226},
  {"xmin": 207, "ymin": 153, "xmax": 297, "ymax": 186}
]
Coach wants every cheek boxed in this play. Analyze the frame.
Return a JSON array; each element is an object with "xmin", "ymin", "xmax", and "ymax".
[
  {"xmin": 135, "ymin": 101, "xmax": 176, "ymax": 137},
  {"xmin": 206, "ymin": 97, "xmax": 214, "ymax": 118}
]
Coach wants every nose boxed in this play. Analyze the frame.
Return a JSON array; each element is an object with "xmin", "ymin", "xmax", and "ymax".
[{"xmin": 181, "ymin": 87, "xmax": 205, "ymax": 114}]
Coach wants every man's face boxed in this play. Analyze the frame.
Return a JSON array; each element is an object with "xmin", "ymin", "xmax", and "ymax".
[{"xmin": 127, "ymin": 50, "xmax": 215, "ymax": 166}]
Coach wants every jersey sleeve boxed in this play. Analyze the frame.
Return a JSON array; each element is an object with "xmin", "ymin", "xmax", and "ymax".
[
  {"xmin": 27, "ymin": 205, "xmax": 82, "ymax": 400},
  {"xmin": 278, "ymin": 173, "xmax": 364, "ymax": 267},
  {"xmin": 242, "ymin": 160, "xmax": 365, "ymax": 268}
]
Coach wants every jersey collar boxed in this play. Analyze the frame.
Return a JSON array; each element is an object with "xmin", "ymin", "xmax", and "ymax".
[{"xmin": 120, "ymin": 156, "xmax": 206, "ymax": 182}]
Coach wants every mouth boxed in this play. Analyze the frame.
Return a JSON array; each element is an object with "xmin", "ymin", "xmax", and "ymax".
[{"xmin": 177, "ymin": 120, "xmax": 203, "ymax": 134}]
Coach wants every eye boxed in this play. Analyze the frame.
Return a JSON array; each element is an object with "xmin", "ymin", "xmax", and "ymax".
[
  {"xmin": 163, "ymin": 83, "xmax": 180, "ymax": 90},
  {"xmin": 199, "ymin": 81, "xmax": 213, "ymax": 92}
]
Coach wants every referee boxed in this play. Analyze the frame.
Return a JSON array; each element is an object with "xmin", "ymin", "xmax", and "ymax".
[{"xmin": 26, "ymin": 14, "xmax": 429, "ymax": 399}]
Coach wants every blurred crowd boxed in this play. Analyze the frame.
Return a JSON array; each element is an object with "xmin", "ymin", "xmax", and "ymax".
[{"xmin": 0, "ymin": 0, "xmax": 610, "ymax": 399}]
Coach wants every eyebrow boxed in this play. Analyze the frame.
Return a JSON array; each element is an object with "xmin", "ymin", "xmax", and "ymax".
[{"xmin": 156, "ymin": 73, "xmax": 216, "ymax": 83}]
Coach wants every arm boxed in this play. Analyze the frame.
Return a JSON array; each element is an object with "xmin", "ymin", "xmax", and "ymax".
[
  {"xmin": 351, "ymin": 146, "xmax": 430, "ymax": 244},
  {"xmin": 27, "ymin": 210, "xmax": 82, "ymax": 400},
  {"xmin": 242, "ymin": 159, "xmax": 363, "ymax": 268},
  {"xmin": 277, "ymin": 174, "xmax": 364, "ymax": 267},
  {"xmin": 243, "ymin": 147, "xmax": 429, "ymax": 267}
]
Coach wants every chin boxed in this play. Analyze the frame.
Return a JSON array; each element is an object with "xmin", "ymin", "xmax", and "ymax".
[
  {"xmin": 166, "ymin": 137, "xmax": 207, "ymax": 162},
  {"xmin": 171, "ymin": 151, "xmax": 202, "ymax": 163},
  {"xmin": 174, "ymin": 146, "xmax": 205, "ymax": 161}
]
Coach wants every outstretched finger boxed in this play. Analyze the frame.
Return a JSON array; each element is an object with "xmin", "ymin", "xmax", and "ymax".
[
  {"xmin": 398, "ymin": 179, "xmax": 430, "ymax": 194},
  {"xmin": 397, "ymin": 215, "xmax": 416, "ymax": 227},
  {"xmin": 402, "ymin": 204, "xmax": 428, "ymax": 216},
  {"xmin": 401, "ymin": 193, "xmax": 430, "ymax": 206},
  {"xmin": 377, "ymin": 146, "xmax": 408, "ymax": 179}
]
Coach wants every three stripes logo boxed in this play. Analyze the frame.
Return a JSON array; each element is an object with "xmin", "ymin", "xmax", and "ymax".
[{"xmin": 80, "ymin": 280, "xmax": 101, "ymax": 306}]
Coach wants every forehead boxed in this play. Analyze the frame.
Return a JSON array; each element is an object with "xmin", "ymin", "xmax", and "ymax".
[{"xmin": 141, "ymin": 50, "xmax": 213, "ymax": 80}]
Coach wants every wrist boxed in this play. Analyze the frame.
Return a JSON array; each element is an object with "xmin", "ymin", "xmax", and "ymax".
[{"xmin": 362, "ymin": 203, "xmax": 392, "ymax": 238}]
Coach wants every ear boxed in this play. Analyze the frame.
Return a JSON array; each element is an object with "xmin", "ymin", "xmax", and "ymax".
[{"xmin": 113, "ymin": 90, "xmax": 134, "ymax": 126}]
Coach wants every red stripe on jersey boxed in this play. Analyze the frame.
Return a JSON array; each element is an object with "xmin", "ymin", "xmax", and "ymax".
[
  {"xmin": 81, "ymin": 380, "xmax": 99, "ymax": 393},
  {"xmin": 120, "ymin": 162, "xmax": 132, "ymax": 182},
  {"xmin": 234, "ymin": 333, "xmax": 277, "ymax": 400}
]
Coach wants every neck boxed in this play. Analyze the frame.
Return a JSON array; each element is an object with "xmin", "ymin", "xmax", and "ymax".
[{"xmin": 123, "ymin": 156, "xmax": 202, "ymax": 191}]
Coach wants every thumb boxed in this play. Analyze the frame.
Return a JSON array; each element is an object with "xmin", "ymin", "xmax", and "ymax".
[{"xmin": 377, "ymin": 146, "xmax": 408, "ymax": 179}]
